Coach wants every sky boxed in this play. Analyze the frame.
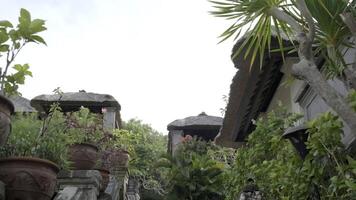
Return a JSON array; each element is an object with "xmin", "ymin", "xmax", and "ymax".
[{"xmin": 0, "ymin": 0, "xmax": 237, "ymax": 134}]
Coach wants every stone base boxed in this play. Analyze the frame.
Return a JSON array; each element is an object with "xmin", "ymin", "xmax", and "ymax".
[
  {"xmin": 98, "ymin": 193, "xmax": 112, "ymax": 200},
  {"xmin": 54, "ymin": 170, "xmax": 102, "ymax": 200}
]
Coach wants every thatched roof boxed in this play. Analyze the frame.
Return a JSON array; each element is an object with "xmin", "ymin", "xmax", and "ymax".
[
  {"xmin": 30, "ymin": 91, "xmax": 121, "ymax": 113},
  {"xmin": 215, "ymin": 36, "xmax": 292, "ymax": 148},
  {"xmin": 167, "ymin": 112, "xmax": 223, "ymax": 131},
  {"xmin": 10, "ymin": 96, "xmax": 36, "ymax": 113}
]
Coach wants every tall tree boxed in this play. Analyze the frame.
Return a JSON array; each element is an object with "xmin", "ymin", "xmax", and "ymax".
[{"xmin": 210, "ymin": 0, "xmax": 356, "ymax": 135}]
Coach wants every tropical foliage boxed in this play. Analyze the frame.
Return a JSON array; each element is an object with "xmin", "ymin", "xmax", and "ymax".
[
  {"xmin": 210, "ymin": 0, "xmax": 355, "ymax": 75},
  {"xmin": 224, "ymin": 109, "xmax": 356, "ymax": 200},
  {"xmin": 157, "ymin": 137, "xmax": 234, "ymax": 200},
  {"xmin": 210, "ymin": 0, "xmax": 356, "ymax": 139},
  {"xmin": 111, "ymin": 119, "xmax": 168, "ymax": 196}
]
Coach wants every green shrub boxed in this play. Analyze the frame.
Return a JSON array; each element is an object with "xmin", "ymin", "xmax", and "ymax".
[
  {"xmin": 157, "ymin": 137, "xmax": 231, "ymax": 200},
  {"xmin": 65, "ymin": 107, "xmax": 103, "ymax": 144},
  {"xmin": 0, "ymin": 106, "xmax": 70, "ymax": 169},
  {"xmin": 225, "ymin": 109, "xmax": 356, "ymax": 200}
]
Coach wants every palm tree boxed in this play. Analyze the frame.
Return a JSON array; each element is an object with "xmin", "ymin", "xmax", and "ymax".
[{"xmin": 210, "ymin": 0, "xmax": 356, "ymax": 136}]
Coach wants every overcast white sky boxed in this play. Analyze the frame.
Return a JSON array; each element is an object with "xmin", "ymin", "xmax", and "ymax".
[{"xmin": 1, "ymin": 0, "xmax": 236, "ymax": 134}]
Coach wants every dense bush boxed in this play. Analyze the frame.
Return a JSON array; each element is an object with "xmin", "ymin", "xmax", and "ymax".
[
  {"xmin": 157, "ymin": 137, "xmax": 234, "ymax": 200},
  {"xmin": 225, "ymin": 109, "xmax": 356, "ymax": 200},
  {"xmin": 0, "ymin": 106, "xmax": 70, "ymax": 169},
  {"xmin": 113, "ymin": 119, "xmax": 168, "ymax": 196}
]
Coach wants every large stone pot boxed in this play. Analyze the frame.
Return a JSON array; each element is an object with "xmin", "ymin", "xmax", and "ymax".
[
  {"xmin": 0, "ymin": 157, "xmax": 59, "ymax": 200},
  {"xmin": 96, "ymin": 168, "xmax": 110, "ymax": 192},
  {"xmin": 68, "ymin": 143, "xmax": 99, "ymax": 170},
  {"xmin": 0, "ymin": 95, "xmax": 14, "ymax": 146},
  {"xmin": 110, "ymin": 150, "xmax": 130, "ymax": 169}
]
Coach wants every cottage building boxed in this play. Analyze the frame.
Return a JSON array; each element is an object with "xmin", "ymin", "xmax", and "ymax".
[
  {"xmin": 215, "ymin": 36, "xmax": 356, "ymax": 153},
  {"xmin": 167, "ymin": 112, "xmax": 223, "ymax": 154},
  {"xmin": 30, "ymin": 91, "xmax": 122, "ymax": 130}
]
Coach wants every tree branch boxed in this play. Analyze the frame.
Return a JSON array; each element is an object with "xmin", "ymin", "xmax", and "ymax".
[
  {"xmin": 268, "ymin": 7, "xmax": 303, "ymax": 34},
  {"xmin": 340, "ymin": 12, "xmax": 356, "ymax": 36},
  {"xmin": 292, "ymin": 59, "xmax": 356, "ymax": 137},
  {"xmin": 295, "ymin": 0, "xmax": 315, "ymax": 41},
  {"xmin": 340, "ymin": 13, "xmax": 356, "ymax": 89},
  {"xmin": 0, "ymin": 41, "xmax": 26, "ymax": 94}
]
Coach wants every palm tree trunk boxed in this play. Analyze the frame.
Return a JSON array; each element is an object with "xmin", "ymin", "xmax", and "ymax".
[
  {"xmin": 292, "ymin": 58, "xmax": 356, "ymax": 135},
  {"xmin": 271, "ymin": 5, "xmax": 356, "ymax": 136}
]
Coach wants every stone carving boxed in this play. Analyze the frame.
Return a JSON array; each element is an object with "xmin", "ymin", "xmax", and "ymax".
[
  {"xmin": 54, "ymin": 186, "xmax": 97, "ymax": 200},
  {"xmin": 238, "ymin": 191, "xmax": 262, "ymax": 200},
  {"xmin": 237, "ymin": 180, "xmax": 262, "ymax": 200},
  {"xmin": 126, "ymin": 178, "xmax": 140, "ymax": 200}
]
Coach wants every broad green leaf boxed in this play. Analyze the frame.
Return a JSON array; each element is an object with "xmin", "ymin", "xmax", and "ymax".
[
  {"xmin": 9, "ymin": 30, "xmax": 19, "ymax": 41},
  {"xmin": 0, "ymin": 20, "xmax": 13, "ymax": 28},
  {"xmin": 30, "ymin": 19, "xmax": 46, "ymax": 34},
  {"xmin": 30, "ymin": 35, "xmax": 46, "ymax": 45},
  {"xmin": 18, "ymin": 8, "xmax": 32, "ymax": 38},
  {"xmin": 0, "ymin": 44, "xmax": 9, "ymax": 52},
  {"xmin": 0, "ymin": 31, "xmax": 9, "ymax": 43},
  {"xmin": 19, "ymin": 8, "xmax": 31, "ymax": 25}
]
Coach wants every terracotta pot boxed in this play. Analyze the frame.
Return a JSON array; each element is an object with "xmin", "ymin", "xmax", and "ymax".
[
  {"xmin": 96, "ymin": 168, "xmax": 110, "ymax": 192},
  {"xmin": 111, "ymin": 150, "xmax": 130, "ymax": 168},
  {"xmin": 0, "ymin": 95, "xmax": 14, "ymax": 146},
  {"xmin": 0, "ymin": 157, "xmax": 59, "ymax": 200},
  {"xmin": 68, "ymin": 143, "xmax": 99, "ymax": 170}
]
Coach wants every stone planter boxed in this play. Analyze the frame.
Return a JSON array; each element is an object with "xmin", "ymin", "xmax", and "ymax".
[
  {"xmin": 68, "ymin": 143, "xmax": 99, "ymax": 170},
  {"xmin": 96, "ymin": 168, "xmax": 110, "ymax": 192},
  {"xmin": 0, "ymin": 95, "xmax": 14, "ymax": 146},
  {"xmin": 0, "ymin": 157, "xmax": 59, "ymax": 200}
]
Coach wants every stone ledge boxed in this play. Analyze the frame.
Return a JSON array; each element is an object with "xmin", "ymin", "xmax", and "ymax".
[{"xmin": 57, "ymin": 170, "xmax": 102, "ymax": 197}]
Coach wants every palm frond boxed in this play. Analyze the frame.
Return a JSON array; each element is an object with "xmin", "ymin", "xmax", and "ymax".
[{"xmin": 210, "ymin": 0, "xmax": 296, "ymax": 68}]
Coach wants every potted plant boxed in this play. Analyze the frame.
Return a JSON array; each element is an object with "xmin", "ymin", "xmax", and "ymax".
[
  {"xmin": 66, "ymin": 107, "xmax": 102, "ymax": 170},
  {"xmin": 0, "ymin": 104, "xmax": 70, "ymax": 200},
  {"xmin": 0, "ymin": 8, "xmax": 46, "ymax": 145},
  {"xmin": 110, "ymin": 129, "xmax": 133, "ymax": 169}
]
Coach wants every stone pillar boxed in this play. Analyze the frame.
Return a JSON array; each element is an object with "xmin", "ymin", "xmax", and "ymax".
[
  {"xmin": 54, "ymin": 170, "xmax": 101, "ymax": 200},
  {"xmin": 112, "ymin": 167, "xmax": 129, "ymax": 200},
  {"xmin": 103, "ymin": 107, "xmax": 116, "ymax": 130},
  {"xmin": 237, "ymin": 181, "xmax": 262, "ymax": 200},
  {"xmin": 170, "ymin": 130, "xmax": 183, "ymax": 155},
  {"xmin": 126, "ymin": 178, "xmax": 140, "ymax": 200},
  {"xmin": 0, "ymin": 181, "xmax": 5, "ymax": 200},
  {"xmin": 99, "ymin": 176, "xmax": 120, "ymax": 200}
]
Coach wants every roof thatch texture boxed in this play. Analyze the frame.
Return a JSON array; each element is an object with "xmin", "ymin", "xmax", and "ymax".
[
  {"xmin": 31, "ymin": 91, "xmax": 120, "ymax": 113},
  {"xmin": 10, "ymin": 96, "xmax": 36, "ymax": 113},
  {"xmin": 168, "ymin": 112, "xmax": 223, "ymax": 131}
]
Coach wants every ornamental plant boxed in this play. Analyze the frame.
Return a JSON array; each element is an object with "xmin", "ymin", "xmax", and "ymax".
[
  {"xmin": 0, "ymin": 8, "xmax": 46, "ymax": 96},
  {"xmin": 95, "ymin": 129, "xmax": 131, "ymax": 171},
  {"xmin": 0, "ymin": 104, "xmax": 70, "ymax": 169},
  {"xmin": 65, "ymin": 107, "xmax": 103, "ymax": 145}
]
